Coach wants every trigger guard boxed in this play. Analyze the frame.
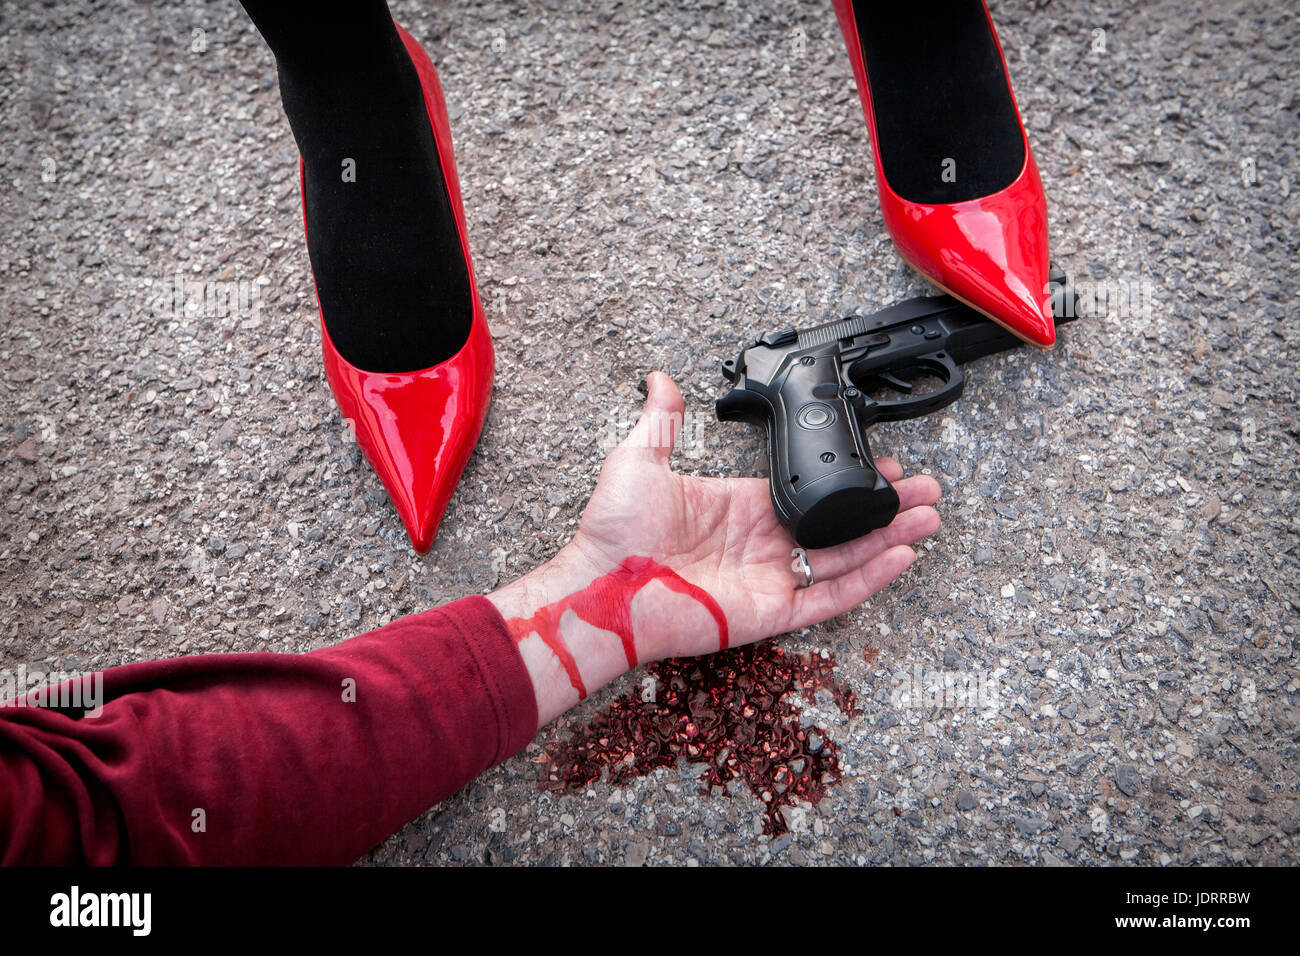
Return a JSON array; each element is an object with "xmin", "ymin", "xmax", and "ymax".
[{"xmin": 857, "ymin": 354, "xmax": 966, "ymax": 422}]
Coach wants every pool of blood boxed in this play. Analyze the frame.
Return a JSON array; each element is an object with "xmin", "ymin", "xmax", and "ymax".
[{"xmin": 537, "ymin": 642, "xmax": 861, "ymax": 836}]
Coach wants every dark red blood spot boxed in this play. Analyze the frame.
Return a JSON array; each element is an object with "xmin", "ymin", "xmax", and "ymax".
[
  {"xmin": 538, "ymin": 642, "xmax": 861, "ymax": 836},
  {"xmin": 863, "ymin": 645, "xmax": 880, "ymax": 666}
]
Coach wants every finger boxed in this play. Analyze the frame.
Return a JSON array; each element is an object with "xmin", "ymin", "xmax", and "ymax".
[
  {"xmin": 620, "ymin": 371, "xmax": 685, "ymax": 463},
  {"xmin": 874, "ymin": 456, "xmax": 903, "ymax": 483},
  {"xmin": 804, "ymin": 503, "xmax": 940, "ymax": 582},
  {"xmin": 790, "ymin": 545, "xmax": 918, "ymax": 630},
  {"xmin": 863, "ymin": 461, "xmax": 942, "ymax": 510},
  {"xmin": 893, "ymin": 472, "xmax": 943, "ymax": 512}
]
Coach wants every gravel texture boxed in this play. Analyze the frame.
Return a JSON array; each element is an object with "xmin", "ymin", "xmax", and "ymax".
[{"xmin": 1, "ymin": 0, "xmax": 1296, "ymax": 866}]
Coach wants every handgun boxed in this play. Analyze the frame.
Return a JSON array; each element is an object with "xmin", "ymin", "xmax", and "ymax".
[{"xmin": 716, "ymin": 266, "xmax": 1078, "ymax": 549}]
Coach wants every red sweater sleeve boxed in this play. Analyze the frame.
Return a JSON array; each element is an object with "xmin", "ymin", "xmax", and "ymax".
[{"xmin": 0, "ymin": 595, "xmax": 537, "ymax": 865}]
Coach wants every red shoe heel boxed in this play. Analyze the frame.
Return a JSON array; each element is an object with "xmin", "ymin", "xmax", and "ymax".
[
  {"xmin": 303, "ymin": 24, "xmax": 493, "ymax": 553},
  {"xmin": 834, "ymin": 0, "xmax": 1056, "ymax": 348}
]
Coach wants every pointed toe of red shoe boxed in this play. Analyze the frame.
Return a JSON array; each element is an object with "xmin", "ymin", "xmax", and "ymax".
[
  {"xmin": 895, "ymin": 159, "xmax": 1057, "ymax": 349},
  {"xmin": 940, "ymin": 250, "xmax": 1056, "ymax": 350},
  {"xmin": 877, "ymin": 154, "xmax": 1057, "ymax": 353},
  {"xmin": 323, "ymin": 315, "xmax": 494, "ymax": 555},
  {"xmin": 962, "ymin": 281, "xmax": 1055, "ymax": 349},
  {"xmin": 401, "ymin": 506, "xmax": 437, "ymax": 556}
]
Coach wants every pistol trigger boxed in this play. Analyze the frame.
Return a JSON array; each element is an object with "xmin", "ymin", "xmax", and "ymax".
[{"xmin": 877, "ymin": 371, "xmax": 914, "ymax": 394}]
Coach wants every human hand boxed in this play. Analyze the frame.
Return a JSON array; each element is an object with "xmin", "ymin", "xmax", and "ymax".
[{"xmin": 489, "ymin": 372, "xmax": 942, "ymax": 722}]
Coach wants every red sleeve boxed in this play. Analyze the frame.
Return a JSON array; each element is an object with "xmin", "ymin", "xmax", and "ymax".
[{"xmin": 0, "ymin": 595, "xmax": 537, "ymax": 865}]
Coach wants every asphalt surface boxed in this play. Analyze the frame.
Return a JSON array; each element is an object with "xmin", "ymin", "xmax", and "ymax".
[{"xmin": 1, "ymin": 0, "xmax": 1296, "ymax": 865}]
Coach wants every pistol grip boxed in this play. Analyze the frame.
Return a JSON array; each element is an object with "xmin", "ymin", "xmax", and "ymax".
[{"xmin": 766, "ymin": 349, "xmax": 900, "ymax": 549}]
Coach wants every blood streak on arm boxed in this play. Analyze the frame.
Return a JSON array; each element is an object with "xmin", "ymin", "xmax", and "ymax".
[{"xmin": 503, "ymin": 556, "xmax": 728, "ymax": 699}]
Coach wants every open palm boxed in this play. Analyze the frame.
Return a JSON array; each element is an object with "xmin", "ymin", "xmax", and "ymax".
[{"xmin": 570, "ymin": 373, "xmax": 942, "ymax": 657}]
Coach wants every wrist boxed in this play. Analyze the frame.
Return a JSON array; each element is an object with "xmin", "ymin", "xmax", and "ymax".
[
  {"xmin": 487, "ymin": 538, "xmax": 725, "ymax": 725},
  {"xmin": 491, "ymin": 537, "xmax": 708, "ymax": 662},
  {"xmin": 487, "ymin": 540, "xmax": 635, "ymax": 724},
  {"xmin": 485, "ymin": 540, "xmax": 607, "ymax": 627}
]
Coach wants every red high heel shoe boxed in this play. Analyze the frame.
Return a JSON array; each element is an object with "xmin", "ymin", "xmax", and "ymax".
[
  {"xmin": 833, "ymin": 0, "xmax": 1056, "ymax": 348},
  {"xmin": 302, "ymin": 24, "xmax": 493, "ymax": 553}
]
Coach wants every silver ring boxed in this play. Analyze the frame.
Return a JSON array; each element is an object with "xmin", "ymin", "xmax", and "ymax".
[{"xmin": 793, "ymin": 549, "xmax": 815, "ymax": 589}]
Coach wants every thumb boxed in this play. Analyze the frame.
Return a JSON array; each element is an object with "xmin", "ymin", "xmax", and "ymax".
[{"xmin": 622, "ymin": 371, "xmax": 686, "ymax": 463}]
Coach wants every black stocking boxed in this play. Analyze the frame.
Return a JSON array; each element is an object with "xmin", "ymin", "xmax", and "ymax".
[{"xmin": 239, "ymin": 0, "xmax": 472, "ymax": 372}]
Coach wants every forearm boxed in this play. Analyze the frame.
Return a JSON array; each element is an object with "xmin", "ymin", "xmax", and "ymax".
[
  {"xmin": 0, "ymin": 535, "xmax": 725, "ymax": 864},
  {"xmin": 0, "ymin": 597, "xmax": 536, "ymax": 865}
]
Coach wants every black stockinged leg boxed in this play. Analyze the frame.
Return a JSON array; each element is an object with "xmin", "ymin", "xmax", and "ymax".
[
  {"xmin": 239, "ymin": 0, "xmax": 472, "ymax": 373},
  {"xmin": 850, "ymin": 0, "xmax": 1025, "ymax": 205}
]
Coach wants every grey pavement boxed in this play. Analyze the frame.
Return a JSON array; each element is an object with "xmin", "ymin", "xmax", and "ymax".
[{"xmin": 1, "ymin": 0, "xmax": 1296, "ymax": 865}]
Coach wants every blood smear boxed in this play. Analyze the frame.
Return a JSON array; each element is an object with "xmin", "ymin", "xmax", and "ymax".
[
  {"xmin": 506, "ymin": 556, "xmax": 728, "ymax": 699},
  {"xmin": 537, "ymin": 642, "xmax": 861, "ymax": 836}
]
